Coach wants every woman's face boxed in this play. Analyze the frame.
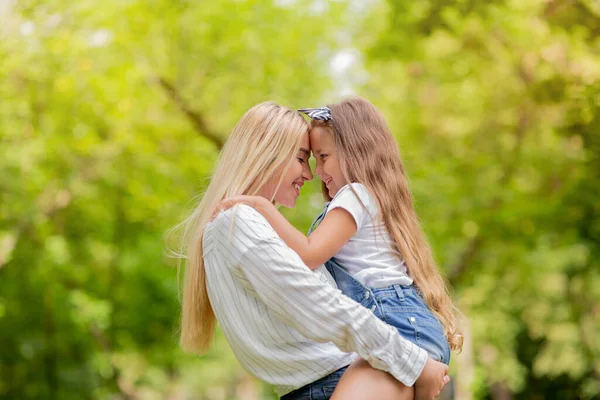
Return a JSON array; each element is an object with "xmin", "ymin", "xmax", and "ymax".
[
  {"xmin": 310, "ymin": 127, "xmax": 346, "ymax": 198},
  {"xmin": 265, "ymin": 132, "xmax": 313, "ymax": 208}
]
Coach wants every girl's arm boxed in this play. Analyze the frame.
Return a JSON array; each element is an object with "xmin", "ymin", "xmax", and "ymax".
[{"xmin": 218, "ymin": 195, "xmax": 357, "ymax": 269}]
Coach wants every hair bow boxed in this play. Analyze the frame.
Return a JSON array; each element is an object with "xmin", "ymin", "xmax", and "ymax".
[{"xmin": 298, "ymin": 106, "xmax": 332, "ymax": 121}]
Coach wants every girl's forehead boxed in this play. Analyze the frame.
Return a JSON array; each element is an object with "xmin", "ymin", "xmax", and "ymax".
[
  {"xmin": 310, "ymin": 127, "xmax": 332, "ymax": 140},
  {"xmin": 310, "ymin": 129, "xmax": 333, "ymax": 148},
  {"xmin": 309, "ymin": 126, "xmax": 328, "ymax": 136}
]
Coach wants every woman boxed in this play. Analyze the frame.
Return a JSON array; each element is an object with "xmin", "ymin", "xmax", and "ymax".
[{"xmin": 175, "ymin": 102, "xmax": 449, "ymax": 399}]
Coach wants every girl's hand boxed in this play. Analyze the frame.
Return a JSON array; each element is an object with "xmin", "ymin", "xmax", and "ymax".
[{"xmin": 212, "ymin": 195, "xmax": 266, "ymax": 220}]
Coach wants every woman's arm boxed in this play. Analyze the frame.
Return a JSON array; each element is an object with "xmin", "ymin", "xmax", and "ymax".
[
  {"xmin": 217, "ymin": 196, "xmax": 357, "ymax": 269},
  {"xmin": 217, "ymin": 205, "xmax": 430, "ymax": 387}
]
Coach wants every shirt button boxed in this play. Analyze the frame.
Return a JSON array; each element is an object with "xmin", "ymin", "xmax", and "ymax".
[
  {"xmin": 409, "ymin": 317, "xmax": 416, "ymax": 323},
  {"xmin": 365, "ymin": 291, "xmax": 370, "ymax": 299},
  {"xmin": 370, "ymin": 305, "xmax": 377, "ymax": 312}
]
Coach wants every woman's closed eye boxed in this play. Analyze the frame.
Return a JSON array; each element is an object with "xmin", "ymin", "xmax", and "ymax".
[{"xmin": 319, "ymin": 154, "xmax": 328, "ymax": 160}]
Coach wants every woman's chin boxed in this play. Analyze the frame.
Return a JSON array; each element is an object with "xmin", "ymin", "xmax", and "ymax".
[{"xmin": 278, "ymin": 197, "xmax": 297, "ymax": 209}]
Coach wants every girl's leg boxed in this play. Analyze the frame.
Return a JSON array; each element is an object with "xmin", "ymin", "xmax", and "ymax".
[{"xmin": 330, "ymin": 358, "xmax": 414, "ymax": 400}]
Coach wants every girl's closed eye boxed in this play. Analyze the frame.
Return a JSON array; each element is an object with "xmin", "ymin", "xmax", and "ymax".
[
  {"xmin": 297, "ymin": 157, "xmax": 306, "ymax": 164},
  {"xmin": 320, "ymin": 154, "xmax": 328, "ymax": 160}
]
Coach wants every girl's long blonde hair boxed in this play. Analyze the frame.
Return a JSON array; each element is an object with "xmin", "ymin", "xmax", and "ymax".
[
  {"xmin": 175, "ymin": 102, "xmax": 308, "ymax": 353},
  {"xmin": 314, "ymin": 97, "xmax": 463, "ymax": 351}
]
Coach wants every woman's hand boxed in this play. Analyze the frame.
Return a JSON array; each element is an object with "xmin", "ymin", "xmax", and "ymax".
[{"xmin": 414, "ymin": 358, "xmax": 450, "ymax": 400}]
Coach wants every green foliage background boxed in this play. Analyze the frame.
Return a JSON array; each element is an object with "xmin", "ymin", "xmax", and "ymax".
[{"xmin": 1, "ymin": 0, "xmax": 598, "ymax": 399}]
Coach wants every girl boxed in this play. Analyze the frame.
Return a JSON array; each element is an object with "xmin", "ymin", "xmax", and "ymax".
[{"xmin": 219, "ymin": 97, "xmax": 463, "ymax": 368}]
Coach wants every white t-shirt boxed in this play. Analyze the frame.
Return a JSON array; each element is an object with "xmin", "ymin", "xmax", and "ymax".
[{"xmin": 326, "ymin": 183, "xmax": 413, "ymax": 288}]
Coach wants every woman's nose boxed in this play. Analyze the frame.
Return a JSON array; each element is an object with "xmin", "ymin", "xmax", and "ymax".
[{"xmin": 302, "ymin": 162, "xmax": 313, "ymax": 181}]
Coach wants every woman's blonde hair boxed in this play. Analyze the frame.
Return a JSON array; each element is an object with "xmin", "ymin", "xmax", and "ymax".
[
  {"xmin": 313, "ymin": 97, "xmax": 463, "ymax": 351},
  {"xmin": 175, "ymin": 102, "xmax": 308, "ymax": 353}
]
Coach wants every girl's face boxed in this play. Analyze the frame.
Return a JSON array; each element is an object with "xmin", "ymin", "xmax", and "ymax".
[
  {"xmin": 310, "ymin": 127, "xmax": 347, "ymax": 198},
  {"xmin": 262, "ymin": 132, "xmax": 313, "ymax": 208}
]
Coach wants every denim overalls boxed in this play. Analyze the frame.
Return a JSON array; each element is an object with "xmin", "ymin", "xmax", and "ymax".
[{"xmin": 281, "ymin": 204, "xmax": 450, "ymax": 400}]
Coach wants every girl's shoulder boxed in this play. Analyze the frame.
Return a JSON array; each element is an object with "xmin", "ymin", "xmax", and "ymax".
[
  {"xmin": 329, "ymin": 183, "xmax": 378, "ymax": 228},
  {"xmin": 334, "ymin": 182, "xmax": 374, "ymax": 205},
  {"xmin": 336, "ymin": 182, "xmax": 369, "ymax": 196}
]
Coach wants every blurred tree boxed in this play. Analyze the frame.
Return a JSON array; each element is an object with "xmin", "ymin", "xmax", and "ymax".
[
  {"xmin": 364, "ymin": 0, "xmax": 600, "ymax": 398},
  {"xmin": 2, "ymin": 0, "xmax": 599, "ymax": 399}
]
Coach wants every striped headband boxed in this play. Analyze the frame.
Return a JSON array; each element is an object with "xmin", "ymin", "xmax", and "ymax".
[{"xmin": 298, "ymin": 106, "xmax": 332, "ymax": 121}]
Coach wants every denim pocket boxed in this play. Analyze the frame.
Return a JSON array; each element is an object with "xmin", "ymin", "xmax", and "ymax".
[
  {"xmin": 375, "ymin": 287, "xmax": 423, "ymax": 313},
  {"xmin": 323, "ymin": 386, "xmax": 335, "ymax": 398},
  {"xmin": 319, "ymin": 368, "xmax": 345, "ymax": 398},
  {"xmin": 408, "ymin": 314, "xmax": 449, "ymax": 363},
  {"xmin": 373, "ymin": 286, "xmax": 450, "ymax": 364}
]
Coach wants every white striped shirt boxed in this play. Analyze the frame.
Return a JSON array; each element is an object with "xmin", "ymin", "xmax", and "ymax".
[{"xmin": 203, "ymin": 205, "xmax": 428, "ymax": 396}]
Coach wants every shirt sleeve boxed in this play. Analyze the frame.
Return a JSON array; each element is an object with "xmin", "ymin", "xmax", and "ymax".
[
  {"xmin": 222, "ymin": 205, "xmax": 428, "ymax": 387},
  {"xmin": 327, "ymin": 183, "xmax": 372, "ymax": 231}
]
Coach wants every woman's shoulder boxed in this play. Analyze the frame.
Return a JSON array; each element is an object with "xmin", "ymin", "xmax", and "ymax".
[
  {"xmin": 203, "ymin": 204, "xmax": 278, "ymax": 261},
  {"xmin": 206, "ymin": 204, "xmax": 274, "ymax": 240}
]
